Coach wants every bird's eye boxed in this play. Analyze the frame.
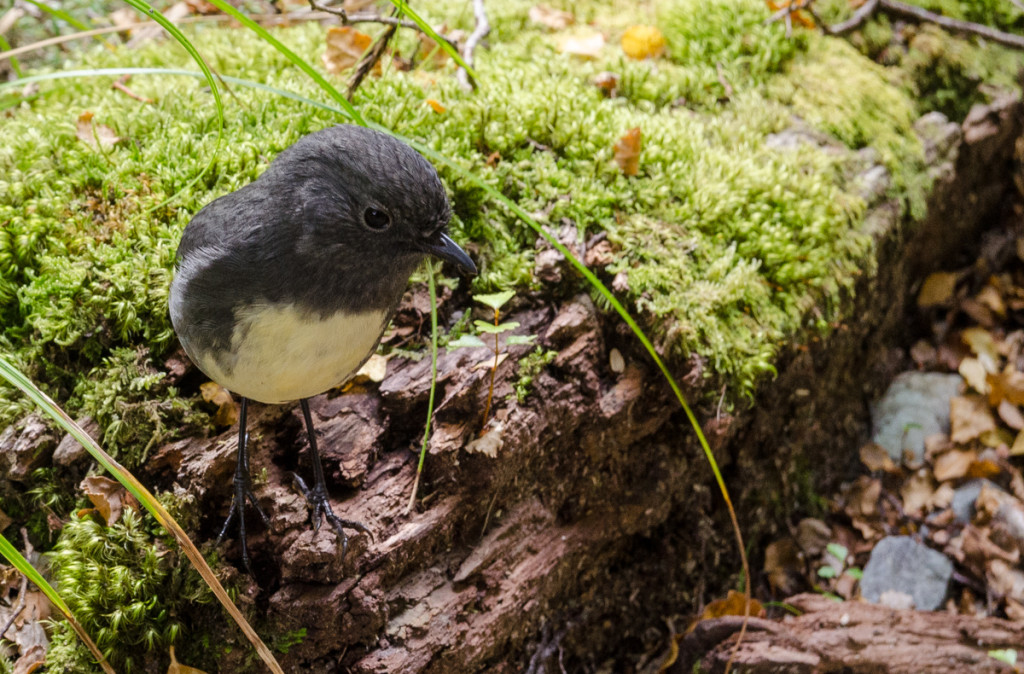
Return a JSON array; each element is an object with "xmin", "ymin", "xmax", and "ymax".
[{"xmin": 363, "ymin": 207, "xmax": 391, "ymax": 231}]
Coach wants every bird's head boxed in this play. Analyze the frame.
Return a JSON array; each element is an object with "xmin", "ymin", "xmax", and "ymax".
[{"xmin": 268, "ymin": 124, "xmax": 476, "ymax": 277}]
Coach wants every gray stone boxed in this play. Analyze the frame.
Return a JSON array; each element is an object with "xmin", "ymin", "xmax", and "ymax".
[
  {"xmin": 860, "ymin": 536, "xmax": 953, "ymax": 610},
  {"xmin": 871, "ymin": 372, "xmax": 963, "ymax": 463},
  {"xmin": 950, "ymin": 479, "xmax": 1001, "ymax": 523}
]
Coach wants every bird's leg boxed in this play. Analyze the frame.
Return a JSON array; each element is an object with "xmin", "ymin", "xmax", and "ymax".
[
  {"xmin": 292, "ymin": 398, "xmax": 371, "ymax": 560},
  {"xmin": 217, "ymin": 397, "xmax": 271, "ymax": 574}
]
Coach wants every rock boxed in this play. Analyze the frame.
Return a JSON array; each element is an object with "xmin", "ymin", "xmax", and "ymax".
[
  {"xmin": 0, "ymin": 413, "xmax": 57, "ymax": 483},
  {"xmin": 53, "ymin": 416, "xmax": 100, "ymax": 467},
  {"xmin": 860, "ymin": 536, "xmax": 953, "ymax": 610},
  {"xmin": 871, "ymin": 372, "xmax": 963, "ymax": 464},
  {"xmin": 950, "ymin": 478, "xmax": 1001, "ymax": 524}
]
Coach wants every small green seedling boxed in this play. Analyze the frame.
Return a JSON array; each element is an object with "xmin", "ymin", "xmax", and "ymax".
[
  {"xmin": 815, "ymin": 542, "xmax": 862, "ymax": 600},
  {"xmin": 452, "ymin": 290, "xmax": 537, "ymax": 433}
]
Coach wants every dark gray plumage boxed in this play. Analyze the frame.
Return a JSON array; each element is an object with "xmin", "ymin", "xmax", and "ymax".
[{"xmin": 168, "ymin": 124, "xmax": 475, "ymax": 572}]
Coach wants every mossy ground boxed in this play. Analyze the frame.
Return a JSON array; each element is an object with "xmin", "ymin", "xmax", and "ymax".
[{"xmin": 1, "ymin": 0, "xmax": 1022, "ymax": 670}]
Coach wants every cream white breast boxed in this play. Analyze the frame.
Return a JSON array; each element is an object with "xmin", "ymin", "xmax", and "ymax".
[{"xmin": 195, "ymin": 303, "xmax": 387, "ymax": 404}]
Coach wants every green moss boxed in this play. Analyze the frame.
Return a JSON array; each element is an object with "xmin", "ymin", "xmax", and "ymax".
[
  {"xmin": 0, "ymin": 0, "xmax": 945, "ymax": 432},
  {"xmin": 514, "ymin": 347, "xmax": 558, "ymax": 403},
  {"xmin": 46, "ymin": 509, "xmax": 214, "ymax": 672}
]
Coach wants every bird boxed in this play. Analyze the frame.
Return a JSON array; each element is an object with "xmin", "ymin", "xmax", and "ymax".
[{"xmin": 168, "ymin": 124, "xmax": 476, "ymax": 572}]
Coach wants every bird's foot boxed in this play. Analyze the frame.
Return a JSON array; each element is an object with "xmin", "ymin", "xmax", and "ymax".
[
  {"xmin": 292, "ymin": 474, "xmax": 371, "ymax": 561},
  {"xmin": 217, "ymin": 476, "xmax": 271, "ymax": 575}
]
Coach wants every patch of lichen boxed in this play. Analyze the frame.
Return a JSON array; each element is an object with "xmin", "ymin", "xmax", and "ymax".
[{"xmin": 45, "ymin": 508, "xmax": 216, "ymax": 672}]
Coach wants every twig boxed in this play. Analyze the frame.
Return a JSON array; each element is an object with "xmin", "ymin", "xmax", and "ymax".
[
  {"xmin": 309, "ymin": 2, "xmax": 422, "ymax": 31},
  {"xmin": 880, "ymin": 0, "xmax": 1024, "ymax": 48},
  {"xmin": 824, "ymin": 0, "xmax": 1024, "ymax": 48},
  {"xmin": 456, "ymin": 0, "xmax": 488, "ymax": 90},
  {"xmin": 346, "ymin": 22, "xmax": 396, "ymax": 100},
  {"xmin": 111, "ymin": 74, "xmax": 154, "ymax": 104},
  {"xmin": 829, "ymin": 0, "xmax": 880, "ymax": 34},
  {"xmin": 0, "ymin": 530, "xmax": 32, "ymax": 643}
]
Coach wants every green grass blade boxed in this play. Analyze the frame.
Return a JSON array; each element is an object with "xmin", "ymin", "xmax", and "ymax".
[
  {"xmin": 0, "ymin": 357, "xmax": 285, "ymax": 674},
  {"xmin": 0, "ymin": 34, "xmax": 22, "ymax": 77},
  {"xmin": 0, "ymin": 532, "xmax": 115, "ymax": 674},
  {"xmin": 387, "ymin": 0, "xmax": 478, "ymax": 81},
  {"xmin": 120, "ymin": 0, "xmax": 225, "ymax": 212},
  {"xmin": 202, "ymin": 0, "xmax": 366, "ymax": 126},
  {"xmin": 407, "ymin": 262, "xmax": 440, "ymax": 512},
  {"xmin": 23, "ymin": 0, "xmax": 93, "ymax": 35}
]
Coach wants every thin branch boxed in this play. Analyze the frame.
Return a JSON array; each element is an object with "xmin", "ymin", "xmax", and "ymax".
[
  {"xmin": 308, "ymin": 2, "xmax": 423, "ymax": 31},
  {"xmin": 346, "ymin": 22, "xmax": 396, "ymax": 100},
  {"xmin": 111, "ymin": 74, "xmax": 154, "ymax": 104},
  {"xmin": 456, "ymin": 0, "xmax": 489, "ymax": 90},
  {"xmin": 879, "ymin": 0, "xmax": 1024, "ymax": 48},
  {"xmin": 828, "ymin": 0, "xmax": 880, "ymax": 34}
]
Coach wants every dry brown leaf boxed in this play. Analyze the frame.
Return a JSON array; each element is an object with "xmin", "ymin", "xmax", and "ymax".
[
  {"xmin": 977, "ymin": 283, "xmax": 1007, "ymax": 318},
  {"xmin": 557, "ymin": 32, "xmax": 606, "ymax": 58},
  {"xmin": 472, "ymin": 352, "xmax": 508, "ymax": 372},
  {"xmin": 959, "ymin": 357, "xmax": 990, "ymax": 394},
  {"xmin": 419, "ymin": 29, "xmax": 457, "ymax": 68},
  {"xmin": 962, "ymin": 327, "xmax": 1000, "ymax": 366},
  {"xmin": 795, "ymin": 518, "xmax": 831, "ymax": 556},
  {"xmin": 699, "ymin": 589, "xmax": 765, "ymax": 621},
  {"xmin": 168, "ymin": 645, "xmax": 209, "ymax": 674},
  {"xmin": 998, "ymin": 400, "xmax": 1024, "ymax": 431},
  {"xmin": 988, "ymin": 558, "xmax": 1024, "ymax": 602},
  {"xmin": 931, "ymin": 482, "xmax": 956, "ymax": 510},
  {"xmin": 967, "ymin": 458, "xmax": 1003, "ymax": 480},
  {"xmin": 322, "ymin": 26, "xmax": 373, "ymax": 75},
  {"xmin": 353, "ymin": 353, "xmax": 388, "ymax": 383},
  {"xmin": 594, "ymin": 71, "xmax": 620, "ymax": 97},
  {"xmin": 80, "ymin": 475, "xmax": 132, "ymax": 526},
  {"xmin": 613, "ymin": 127, "xmax": 642, "ymax": 176},
  {"xmin": 933, "ymin": 448, "xmax": 978, "ymax": 482},
  {"xmin": 1005, "ymin": 596, "xmax": 1024, "ymax": 621},
  {"xmin": 1011, "ymin": 430, "xmax": 1024, "ymax": 456},
  {"xmin": 950, "ymin": 395, "xmax": 997, "ymax": 444},
  {"xmin": 13, "ymin": 644, "xmax": 45, "ymax": 674},
  {"xmin": 199, "ymin": 381, "xmax": 238, "ymax": 427},
  {"xmin": 528, "ymin": 4, "xmax": 575, "ymax": 30},
  {"xmin": 763, "ymin": 537, "xmax": 802, "ymax": 595},
  {"xmin": 846, "ymin": 476, "xmax": 881, "ymax": 517},
  {"xmin": 465, "ymin": 422, "xmax": 503, "ymax": 457},
  {"xmin": 918, "ymin": 271, "xmax": 958, "ymax": 307},
  {"xmin": 859, "ymin": 442, "xmax": 897, "ymax": 473},
  {"xmin": 987, "ymin": 370, "xmax": 1024, "ymax": 407},
  {"xmin": 621, "ymin": 25, "xmax": 666, "ymax": 60},
  {"xmin": 75, "ymin": 111, "xmax": 121, "ymax": 149},
  {"xmin": 901, "ymin": 469, "xmax": 936, "ymax": 515}
]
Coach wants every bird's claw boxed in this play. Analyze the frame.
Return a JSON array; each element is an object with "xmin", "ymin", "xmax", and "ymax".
[
  {"xmin": 217, "ymin": 474, "xmax": 271, "ymax": 575},
  {"xmin": 292, "ymin": 473, "xmax": 371, "ymax": 561}
]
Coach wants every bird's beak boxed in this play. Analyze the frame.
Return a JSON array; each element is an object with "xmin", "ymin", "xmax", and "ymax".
[{"xmin": 421, "ymin": 232, "xmax": 477, "ymax": 275}]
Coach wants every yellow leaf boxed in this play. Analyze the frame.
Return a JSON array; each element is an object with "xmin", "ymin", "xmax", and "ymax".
[
  {"xmin": 322, "ymin": 26, "xmax": 373, "ymax": 75},
  {"xmin": 620, "ymin": 25, "xmax": 665, "ymax": 60},
  {"xmin": 917, "ymin": 271, "xmax": 958, "ymax": 307},
  {"xmin": 613, "ymin": 127, "xmax": 642, "ymax": 176},
  {"xmin": 426, "ymin": 99, "xmax": 446, "ymax": 114}
]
